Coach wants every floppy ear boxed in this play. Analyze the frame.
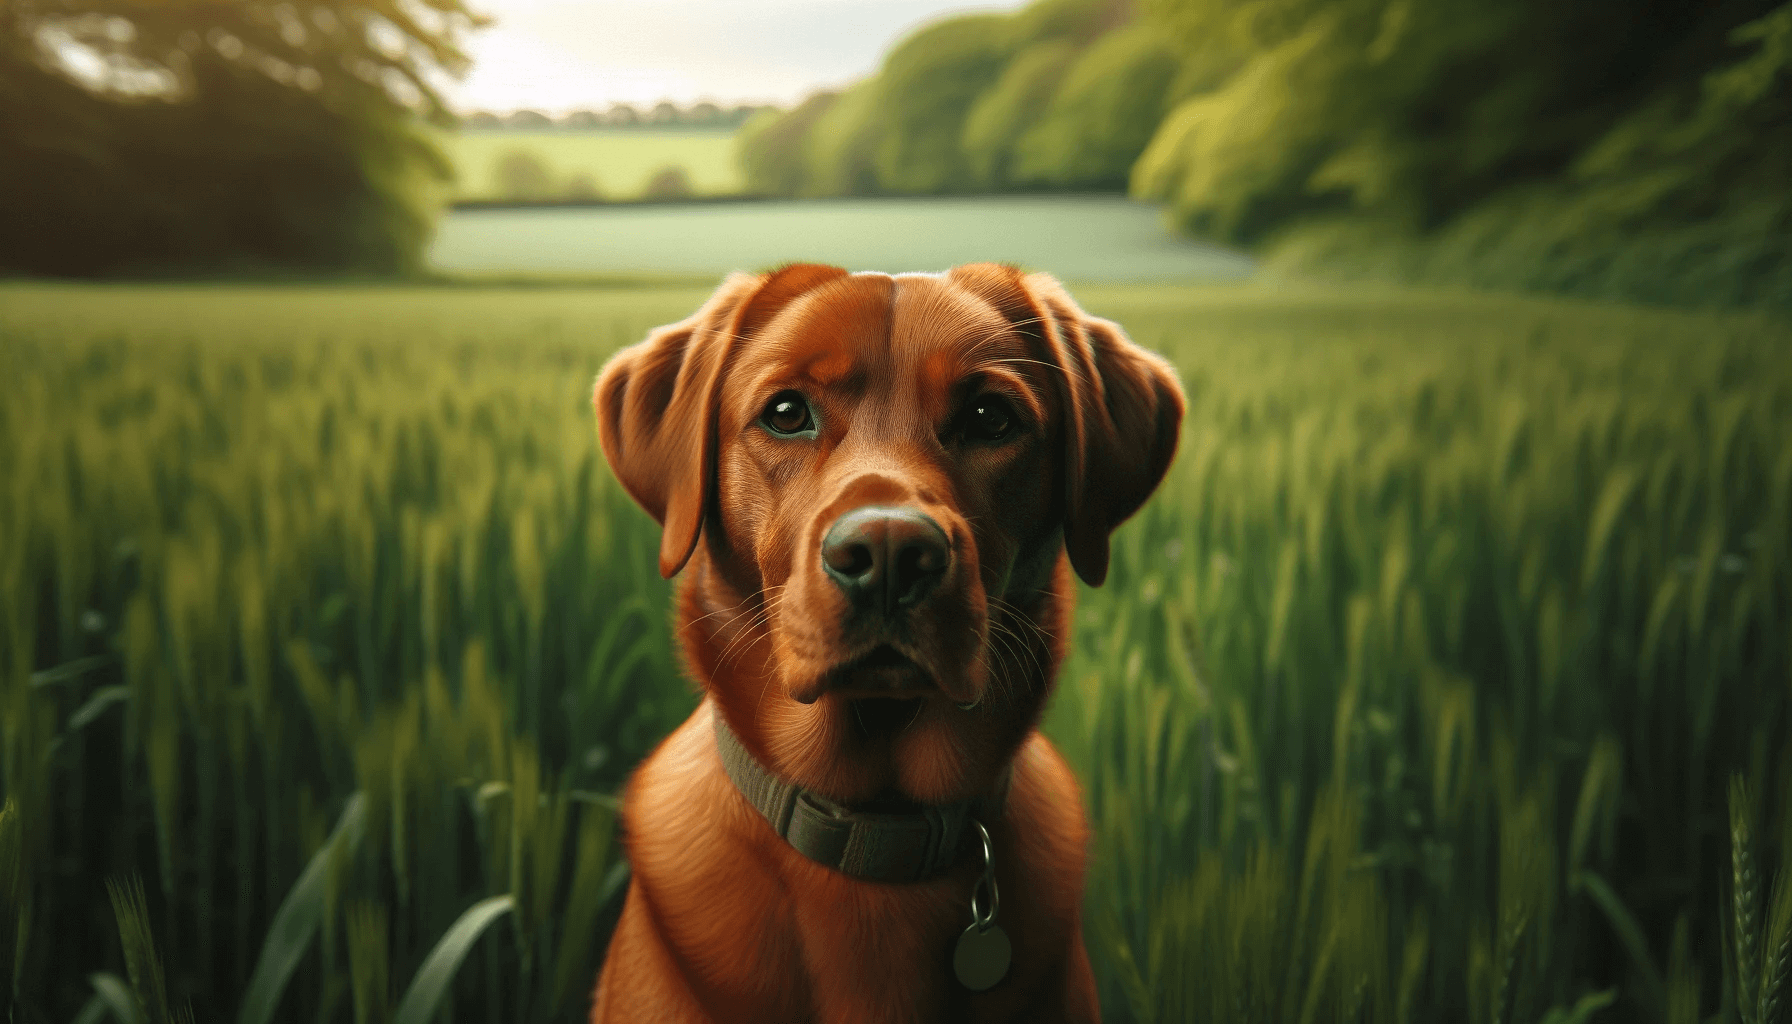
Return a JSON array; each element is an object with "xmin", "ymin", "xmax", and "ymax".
[
  {"xmin": 946, "ymin": 264, "xmax": 1184, "ymax": 587},
  {"xmin": 595, "ymin": 263, "xmax": 851, "ymax": 578}
]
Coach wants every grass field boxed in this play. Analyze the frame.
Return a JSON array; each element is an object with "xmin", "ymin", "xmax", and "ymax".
[
  {"xmin": 427, "ymin": 196, "xmax": 1257, "ymax": 282},
  {"xmin": 2, "ymin": 279, "xmax": 1790, "ymax": 1024},
  {"xmin": 439, "ymin": 129, "xmax": 744, "ymax": 202}
]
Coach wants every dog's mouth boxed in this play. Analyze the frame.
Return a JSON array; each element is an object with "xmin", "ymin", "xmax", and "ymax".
[
  {"xmin": 831, "ymin": 643, "xmax": 932, "ymax": 692},
  {"xmin": 839, "ymin": 645, "xmax": 930, "ymax": 740},
  {"xmin": 809, "ymin": 645, "xmax": 934, "ymax": 739},
  {"xmin": 847, "ymin": 696, "xmax": 926, "ymax": 740}
]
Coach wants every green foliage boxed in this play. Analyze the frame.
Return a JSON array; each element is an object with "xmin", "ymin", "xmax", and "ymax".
[
  {"xmin": 106, "ymin": 876, "xmax": 174, "ymax": 1024},
  {"xmin": 872, "ymin": 14, "xmax": 1015, "ymax": 194},
  {"xmin": 641, "ymin": 165, "xmax": 694, "ymax": 202},
  {"xmin": 237, "ymin": 795, "xmax": 366, "ymax": 1024},
  {"xmin": 441, "ymin": 129, "xmax": 743, "ymax": 202},
  {"xmin": 391, "ymin": 895, "xmax": 512, "ymax": 1024},
  {"xmin": 1010, "ymin": 24, "xmax": 1182, "ymax": 188},
  {"xmin": 961, "ymin": 40, "xmax": 1081, "ymax": 188},
  {"xmin": 0, "ymin": 284, "xmax": 701, "ymax": 1021},
  {"xmin": 802, "ymin": 78, "xmax": 885, "ymax": 197},
  {"xmin": 1041, "ymin": 282, "xmax": 1792, "ymax": 1021},
  {"xmin": 1727, "ymin": 774, "xmax": 1792, "ymax": 1024},
  {"xmin": 0, "ymin": 799, "xmax": 19, "ymax": 1006},
  {"xmin": 1135, "ymin": 0, "xmax": 1792, "ymax": 309},
  {"xmin": 737, "ymin": 91, "xmax": 838, "ymax": 197},
  {"xmin": 1012, "ymin": 0, "xmax": 1129, "ymax": 45},
  {"xmin": 732, "ymin": 0, "xmax": 1166, "ymax": 198},
  {"xmin": 0, "ymin": 0, "xmax": 483, "ymax": 277},
  {"xmin": 494, "ymin": 150, "xmax": 556, "ymax": 202}
]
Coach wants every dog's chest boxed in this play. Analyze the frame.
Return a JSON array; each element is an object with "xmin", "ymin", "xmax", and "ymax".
[{"xmin": 628, "ymin": 768, "xmax": 1056, "ymax": 1019}]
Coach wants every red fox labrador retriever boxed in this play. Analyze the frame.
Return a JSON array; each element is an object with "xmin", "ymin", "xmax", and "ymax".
[{"xmin": 590, "ymin": 263, "xmax": 1182, "ymax": 1023}]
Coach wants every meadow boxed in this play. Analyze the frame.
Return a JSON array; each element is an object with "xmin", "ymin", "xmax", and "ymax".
[
  {"xmin": 426, "ymin": 196, "xmax": 1257, "ymax": 282},
  {"xmin": 1, "ymin": 279, "xmax": 1789, "ymax": 1024},
  {"xmin": 440, "ymin": 130, "xmax": 744, "ymax": 202}
]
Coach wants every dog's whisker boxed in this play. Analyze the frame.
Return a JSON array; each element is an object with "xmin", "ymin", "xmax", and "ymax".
[
  {"xmin": 686, "ymin": 584, "xmax": 785, "ymax": 634},
  {"xmin": 984, "ymin": 621, "xmax": 1029, "ymax": 704},
  {"xmin": 717, "ymin": 605, "xmax": 777, "ymax": 673},
  {"xmin": 715, "ymin": 590, "xmax": 787, "ymax": 676},
  {"xmin": 704, "ymin": 603, "xmax": 771, "ymax": 658},
  {"xmin": 986, "ymin": 599, "xmax": 1049, "ymax": 693},
  {"xmin": 752, "ymin": 591, "xmax": 793, "ymax": 714}
]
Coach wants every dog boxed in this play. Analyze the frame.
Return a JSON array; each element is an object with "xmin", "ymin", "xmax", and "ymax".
[{"xmin": 589, "ymin": 262, "xmax": 1183, "ymax": 1023}]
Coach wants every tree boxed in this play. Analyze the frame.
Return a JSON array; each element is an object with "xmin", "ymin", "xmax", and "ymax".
[
  {"xmin": 804, "ymin": 78, "xmax": 886, "ymax": 196},
  {"xmin": 737, "ymin": 92, "xmax": 838, "ymax": 197},
  {"xmin": 961, "ymin": 40, "xmax": 1079, "ymax": 188},
  {"xmin": 642, "ymin": 165, "xmax": 695, "ymax": 201},
  {"xmin": 495, "ymin": 149, "xmax": 555, "ymax": 201},
  {"xmin": 0, "ymin": 0, "xmax": 485, "ymax": 276},
  {"xmin": 1133, "ymin": 0, "xmax": 1783, "ymax": 242},
  {"xmin": 1011, "ymin": 23, "xmax": 1182, "ymax": 189},
  {"xmin": 1012, "ymin": 0, "xmax": 1132, "ymax": 45},
  {"xmin": 872, "ymin": 13, "xmax": 1015, "ymax": 194}
]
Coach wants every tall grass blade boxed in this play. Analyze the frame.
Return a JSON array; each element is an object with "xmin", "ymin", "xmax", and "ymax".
[
  {"xmin": 104, "ymin": 876, "xmax": 169, "ymax": 1024},
  {"xmin": 391, "ymin": 895, "xmax": 515, "ymax": 1024},
  {"xmin": 1760, "ymin": 837, "xmax": 1792, "ymax": 1024},
  {"xmin": 237, "ymin": 793, "xmax": 366, "ymax": 1024},
  {"xmin": 85, "ymin": 971, "xmax": 144, "ymax": 1024},
  {"xmin": 1574, "ymin": 870, "xmax": 1667, "ymax": 1014},
  {"xmin": 1536, "ymin": 987, "xmax": 1617, "ymax": 1024},
  {"xmin": 1, "ymin": 797, "xmax": 21, "ymax": 1002},
  {"xmin": 345, "ymin": 901, "xmax": 391, "ymax": 1024},
  {"xmin": 1667, "ymin": 914, "xmax": 1699, "ymax": 1024},
  {"xmin": 1733, "ymin": 776, "xmax": 1762, "ymax": 1024},
  {"xmin": 67, "ymin": 686, "xmax": 130, "ymax": 733},
  {"xmin": 548, "ymin": 803, "xmax": 616, "ymax": 1014}
]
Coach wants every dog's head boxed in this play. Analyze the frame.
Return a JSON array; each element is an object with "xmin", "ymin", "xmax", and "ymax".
[{"xmin": 595, "ymin": 263, "xmax": 1182, "ymax": 805}]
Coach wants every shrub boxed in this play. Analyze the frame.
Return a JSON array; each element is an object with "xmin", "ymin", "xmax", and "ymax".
[
  {"xmin": 494, "ymin": 149, "xmax": 557, "ymax": 201},
  {"xmin": 641, "ymin": 165, "xmax": 695, "ymax": 201}
]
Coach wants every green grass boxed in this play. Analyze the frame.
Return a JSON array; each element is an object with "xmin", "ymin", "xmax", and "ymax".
[
  {"xmin": 1, "ymin": 279, "xmax": 1789, "ymax": 1023},
  {"xmin": 438, "ymin": 129, "xmax": 744, "ymax": 202},
  {"xmin": 426, "ymin": 196, "xmax": 1257, "ymax": 282}
]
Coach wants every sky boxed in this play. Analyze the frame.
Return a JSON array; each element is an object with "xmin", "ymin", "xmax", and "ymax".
[{"xmin": 441, "ymin": 0, "xmax": 1029, "ymax": 115}]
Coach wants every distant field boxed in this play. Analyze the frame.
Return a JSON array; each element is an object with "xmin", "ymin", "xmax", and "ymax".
[
  {"xmin": 5, "ymin": 279, "xmax": 1788, "ymax": 1022},
  {"xmin": 440, "ymin": 128, "xmax": 743, "ymax": 201},
  {"xmin": 427, "ymin": 195, "xmax": 1257, "ymax": 282}
]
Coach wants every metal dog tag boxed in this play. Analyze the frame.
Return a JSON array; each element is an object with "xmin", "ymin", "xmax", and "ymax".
[
  {"xmin": 954, "ymin": 820, "xmax": 1010, "ymax": 991},
  {"xmin": 953, "ymin": 921, "xmax": 1012, "ymax": 991}
]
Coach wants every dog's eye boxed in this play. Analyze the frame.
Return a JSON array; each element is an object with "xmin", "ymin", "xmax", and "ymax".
[
  {"xmin": 962, "ymin": 395, "xmax": 1014, "ymax": 442},
  {"xmin": 760, "ymin": 392, "xmax": 814, "ymax": 436}
]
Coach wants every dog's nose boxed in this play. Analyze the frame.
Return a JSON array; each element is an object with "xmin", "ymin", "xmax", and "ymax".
[{"xmin": 821, "ymin": 506, "xmax": 950, "ymax": 614}]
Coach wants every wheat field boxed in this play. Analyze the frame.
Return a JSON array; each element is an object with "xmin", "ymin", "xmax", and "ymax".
[{"xmin": 1, "ymin": 280, "xmax": 1789, "ymax": 1024}]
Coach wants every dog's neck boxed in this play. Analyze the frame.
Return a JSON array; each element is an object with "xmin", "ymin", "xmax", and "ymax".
[{"xmin": 712, "ymin": 710, "xmax": 1009, "ymax": 883}]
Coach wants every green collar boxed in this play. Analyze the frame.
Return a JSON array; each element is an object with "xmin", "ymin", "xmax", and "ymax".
[{"xmin": 712, "ymin": 710, "xmax": 1008, "ymax": 883}]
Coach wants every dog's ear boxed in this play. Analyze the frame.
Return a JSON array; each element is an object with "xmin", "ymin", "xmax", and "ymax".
[
  {"xmin": 946, "ymin": 263, "xmax": 1184, "ymax": 587},
  {"xmin": 595, "ymin": 263, "xmax": 850, "ymax": 577}
]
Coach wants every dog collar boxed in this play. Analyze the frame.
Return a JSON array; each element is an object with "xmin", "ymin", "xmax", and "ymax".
[{"xmin": 712, "ymin": 710, "xmax": 1009, "ymax": 883}]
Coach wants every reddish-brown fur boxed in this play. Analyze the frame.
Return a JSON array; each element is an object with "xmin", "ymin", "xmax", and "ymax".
[{"xmin": 590, "ymin": 263, "xmax": 1184, "ymax": 1023}]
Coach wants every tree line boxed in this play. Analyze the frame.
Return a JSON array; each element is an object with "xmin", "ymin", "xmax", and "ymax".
[{"xmin": 742, "ymin": 0, "xmax": 1791, "ymax": 308}]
